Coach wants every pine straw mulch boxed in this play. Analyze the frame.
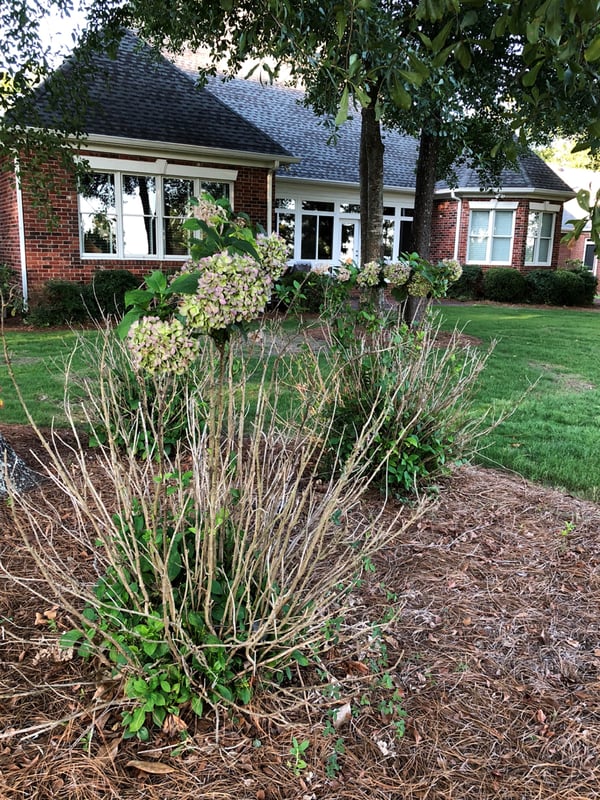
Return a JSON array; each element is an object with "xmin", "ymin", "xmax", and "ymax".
[{"xmin": 1, "ymin": 426, "xmax": 600, "ymax": 799}]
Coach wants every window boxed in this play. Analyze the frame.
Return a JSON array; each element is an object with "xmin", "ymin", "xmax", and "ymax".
[
  {"xmin": 300, "ymin": 200, "xmax": 334, "ymax": 260},
  {"xmin": 78, "ymin": 168, "xmax": 231, "ymax": 259},
  {"xmin": 525, "ymin": 211, "xmax": 555, "ymax": 265},
  {"xmin": 584, "ymin": 240, "xmax": 597, "ymax": 271},
  {"xmin": 467, "ymin": 206, "xmax": 515, "ymax": 264}
]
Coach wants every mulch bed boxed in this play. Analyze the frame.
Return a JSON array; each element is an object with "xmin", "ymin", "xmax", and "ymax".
[{"xmin": 1, "ymin": 428, "xmax": 600, "ymax": 799}]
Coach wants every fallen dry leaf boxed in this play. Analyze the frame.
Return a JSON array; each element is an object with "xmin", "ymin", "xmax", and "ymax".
[{"xmin": 126, "ymin": 759, "xmax": 176, "ymax": 774}]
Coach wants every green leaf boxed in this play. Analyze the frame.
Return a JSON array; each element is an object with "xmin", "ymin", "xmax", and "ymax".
[
  {"xmin": 128, "ymin": 706, "xmax": 147, "ymax": 733},
  {"xmin": 191, "ymin": 695, "xmax": 204, "ymax": 716},
  {"xmin": 116, "ymin": 308, "xmax": 143, "ymax": 340},
  {"xmin": 460, "ymin": 9, "xmax": 478, "ymax": 29},
  {"xmin": 291, "ymin": 650, "xmax": 309, "ymax": 666},
  {"xmin": 398, "ymin": 69, "xmax": 424, "ymax": 88},
  {"xmin": 335, "ymin": 85, "xmax": 349, "ymax": 127},
  {"xmin": 144, "ymin": 270, "xmax": 168, "ymax": 293},
  {"xmin": 455, "ymin": 42, "xmax": 472, "ymax": 70},
  {"xmin": 522, "ymin": 59, "xmax": 544, "ymax": 87},
  {"xmin": 390, "ymin": 77, "xmax": 411, "ymax": 110},
  {"xmin": 335, "ymin": 8, "xmax": 346, "ymax": 42},
  {"xmin": 169, "ymin": 272, "xmax": 200, "ymax": 294},
  {"xmin": 60, "ymin": 629, "xmax": 83, "ymax": 648},
  {"xmin": 586, "ymin": 35, "xmax": 600, "ymax": 62}
]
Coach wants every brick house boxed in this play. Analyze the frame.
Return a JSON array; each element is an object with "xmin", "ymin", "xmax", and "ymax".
[{"xmin": 0, "ymin": 32, "xmax": 576, "ymax": 302}]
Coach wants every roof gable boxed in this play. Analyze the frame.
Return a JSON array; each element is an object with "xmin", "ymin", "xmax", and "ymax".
[{"xmin": 32, "ymin": 32, "xmax": 291, "ymax": 159}]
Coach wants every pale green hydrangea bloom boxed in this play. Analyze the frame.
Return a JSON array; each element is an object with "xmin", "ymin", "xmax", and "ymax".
[
  {"xmin": 128, "ymin": 316, "xmax": 199, "ymax": 375},
  {"xmin": 255, "ymin": 232, "xmax": 289, "ymax": 280},
  {"xmin": 178, "ymin": 251, "xmax": 272, "ymax": 333},
  {"xmin": 408, "ymin": 274, "xmax": 432, "ymax": 298},
  {"xmin": 440, "ymin": 258, "xmax": 463, "ymax": 282},
  {"xmin": 356, "ymin": 260, "xmax": 381, "ymax": 287},
  {"xmin": 193, "ymin": 198, "xmax": 229, "ymax": 226}
]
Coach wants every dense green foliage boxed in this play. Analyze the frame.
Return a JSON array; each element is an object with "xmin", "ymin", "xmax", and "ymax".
[
  {"xmin": 482, "ymin": 268, "xmax": 528, "ymax": 303},
  {"xmin": 446, "ymin": 265, "xmax": 484, "ymax": 300}
]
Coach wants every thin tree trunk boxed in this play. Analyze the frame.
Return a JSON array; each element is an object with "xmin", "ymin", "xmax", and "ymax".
[
  {"xmin": 359, "ymin": 101, "xmax": 385, "ymax": 266},
  {"xmin": 407, "ymin": 129, "xmax": 439, "ymax": 323}
]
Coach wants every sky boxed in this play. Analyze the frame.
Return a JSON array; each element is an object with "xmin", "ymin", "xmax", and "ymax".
[{"xmin": 42, "ymin": 2, "xmax": 88, "ymax": 64}]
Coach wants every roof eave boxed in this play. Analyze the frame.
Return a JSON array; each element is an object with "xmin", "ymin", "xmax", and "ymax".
[
  {"xmin": 435, "ymin": 186, "xmax": 576, "ymax": 202},
  {"xmin": 80, "ymin": 133, "xmax": 299, "ymax": 169}
]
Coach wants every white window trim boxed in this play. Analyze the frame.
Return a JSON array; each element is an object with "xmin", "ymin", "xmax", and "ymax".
[
  {"xmin": 525, "ymin": 209, "xmax": 556, "ymax": 267},
  {"xmin": 78, "ymin": 165, "xmax": 234, "ymax": 260},
  {"xmin": 275, "ymin": 193, "xmax": 414, "ymax": 266},
  {"xmin": 467, "ymin": 202, "xmax": 517, "ymax": 265}
]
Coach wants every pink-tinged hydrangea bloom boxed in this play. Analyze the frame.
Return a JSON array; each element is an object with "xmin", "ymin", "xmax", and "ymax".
[
  {"xmin": 356, "ymin": 261, "xmax": 381, "ymax": 287},
  {"xmin": 128, "ymin": 316, "xmax": 199, "ymax": 375},
  {"xmin": 177, "ymin": 251, "xmax": 272, "ymax": 333},
  {"xmin": 255, "ymin": 233, "xmax": 289, "ymax": 280},
  {"xmin": 336, "ymin": 267, "xmax": 351, "ymax": 282},
  {"xmin": 408, "ymin": 274, "xmax": 432, "ymax": 298},
  {"xmin": 383, "ymin": 261, "xmax": 411, "ymax": 287},
  {"xmin": 193, "ymin": 198, "xmax": 229, "ymax": 226}
]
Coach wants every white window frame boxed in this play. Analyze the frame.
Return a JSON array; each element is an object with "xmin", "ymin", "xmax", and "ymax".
[
  {"xmin": 525, "ymin": 202, "xmax": 559, "ymax": 267},
  {"xmin": 467, "ymin": 201, "xmax": 518, "ymax": 265},
  {"xmin": 274, "ymin": 193, "xmax": 414, "ymax": 267},
  {"xmin": 77, "ymin": 157, "xmax": 237, "ymax": 260}
]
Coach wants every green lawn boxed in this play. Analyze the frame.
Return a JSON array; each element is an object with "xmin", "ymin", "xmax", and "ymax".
[
  {"xmin": 436, "ymin": 303, "xmax": 600, "ymax": 501},
  {"xmin": 2, "ymin": 304, "xmax": 600, "ymax": 500}
]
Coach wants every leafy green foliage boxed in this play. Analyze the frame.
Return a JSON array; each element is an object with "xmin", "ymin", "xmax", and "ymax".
[
  {"xmin": 482, "ymin": 268, "xmax": 527, "ymax": 303},
  {"xmin": 310, "ymin": 313, "xmax": 489, "ymax": 499},
  {"xmin": 445, "ymin": 264, "xmax": 484, "ymax": 300},
  {"xmin": 524, "ymin": 268, "xmax": 596, "ymax": 306},
  {"xmin": 87, "ymin": 269, "xmax": 140, "ymax": 318},
  {"xmin": 28, "ymin": 279, "xmax": 89, "ymax": 325}
]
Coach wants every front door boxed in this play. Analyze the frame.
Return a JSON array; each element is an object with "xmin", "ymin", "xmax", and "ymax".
[{"xmin": 340, "ymin": 218, "xmax": 360, "ymax": 263}]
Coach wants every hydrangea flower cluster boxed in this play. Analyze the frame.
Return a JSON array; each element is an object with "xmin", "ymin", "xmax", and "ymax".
[
  {"xmin": 356, "ymin": 260, "xmax": 381, "ymax": 288},
  {"xmin": 255, "ymin": 233, "xmax": 289, "ymax": 281},
  {"xmin": 439, "ymin": 258, "xmax": 463, "ymax": 282},
  {"xmin": 336, "ymin": 266, "xmax": 352, "ymax": 282},
  {"xmin": 128, "ymin": 316, "xmax": 200, "ymax": 375},
  {"xmin": 383, "ymin": 261, "xmax": 411, "ymax": 286},
  {"xmin": 407, "ymin": 274, "xmax": 432, "ymax": 298},
  {"xmin": 178, "ymin": 251, "xmax": 272, "ymax": 333},
  {"xmin": 193, "ymin": 198, "xmax": 229, "ymax": 227}
]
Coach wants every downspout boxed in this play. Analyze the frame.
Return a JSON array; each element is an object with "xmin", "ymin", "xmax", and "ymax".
[
  {"xmin": 266, "ymin": 161, "xmax": 279, "ymax": 235},
  {"xmin": 451, "ymin": 189, "xmax": 462, "ymax": 262},
  {"xmin": 14, "ymin": 159, "xmax": 29, "ymax": 308}
]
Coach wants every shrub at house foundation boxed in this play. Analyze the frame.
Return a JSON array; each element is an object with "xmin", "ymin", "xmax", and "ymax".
[
  {"xmin": 445, "ymin": 264, "xmax": 484, "ymax": 301},
  {"xmin": 482, "ymin": 267, "xmax": 527, "ymax": 303}
]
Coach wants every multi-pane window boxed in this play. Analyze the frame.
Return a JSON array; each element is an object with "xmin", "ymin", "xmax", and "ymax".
[
  {"xmin": 78, "ymin": 171, "xmax": 230, "ymax": 258},
  {"xmin": 467, "ymin": 208, "xmax": 515, "ymax": 264},
  {"xmin": 300, "ymin": 201, "xmax": 334, "ymax": 260},
  {"xmin": 276, "ymin": 197, "xmax": 414, "ymax": 265},
  {"xmin": 525, "ymin": 211, "xmax": 555, "ymax": 265}
]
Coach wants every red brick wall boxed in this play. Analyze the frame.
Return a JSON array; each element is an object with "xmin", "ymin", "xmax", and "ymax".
[
  {"xmin": 430, "ymin": 199, "xmax": 458, "ymax": 261},
  {"xmin": 9, "ymin": 152, "xmax": 271, "ymax": 297},
  {"xmin": 0, "ymin": 164, "xmax": 22, "ymax": 275},
  {"xmin": 437, "ymin": 198, "xmax": 565, "ymax": 272}
]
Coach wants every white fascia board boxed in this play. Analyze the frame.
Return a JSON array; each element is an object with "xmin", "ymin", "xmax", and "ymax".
[
  {"xmin": 435, "ymin": 187, "xmax": 575, "ymax": 202},
  {"xmin": 80, "ymin": 133, "xmax": 298, "ymax": 169},
  {"xmin": 277, "ymin": 175, "xmax": 416, "ymax": 195},
  {"xmin": 80, "ymin": 154, "xmax": 238, "ymax": 181}
]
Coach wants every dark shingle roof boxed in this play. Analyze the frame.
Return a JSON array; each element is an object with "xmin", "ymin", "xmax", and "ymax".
[
  {"xmin": 203, "ymin": 75, "xmax": 573, "ymax": 197},
  {"xmin": 32, "ymin": 32, "xmax": 291, "ymax": 159},
  {"xmin": 439, "ymin": 152, "xmax": 574, "ymax": 195},
  {"xmin": 203, "ymin": 75, "xmax": 420, "ymax": 188}
]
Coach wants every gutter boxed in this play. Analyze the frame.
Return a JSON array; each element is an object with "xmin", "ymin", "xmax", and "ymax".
[
  {"xmin": 80, "ymin": 133, "xmax": 299, "ymax": 170},
  {"xmin": 450, "ymin": 189, "xmax": 462, "ymax": 262},
  {"xmin": 14, "ymin": 159, "xmax": 29, "ymax": 308}
]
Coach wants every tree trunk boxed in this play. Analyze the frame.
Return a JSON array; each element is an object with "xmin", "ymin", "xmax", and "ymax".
[
  {"xmin": 407, "ymin": 129, "xmax": 440, "ymax": 323},
  {"xmin": 359, "ymin": 101, "xmax": 385, "ymax": 265},
  {"xmin": 411, "ymin": 129, "xmax": 439, "ymax": 260}
]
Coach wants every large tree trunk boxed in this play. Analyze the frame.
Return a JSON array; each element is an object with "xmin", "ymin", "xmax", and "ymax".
[
  {"xmin": 407, "ymin": 129, "xmax": 440, "ymax": 323},
  {"xmin": 359, "ymin": 101, "xmax": 385, "ymax": 266}
]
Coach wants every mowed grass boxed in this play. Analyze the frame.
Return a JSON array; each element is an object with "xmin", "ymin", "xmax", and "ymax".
[
  {"xmin": 0, "ymin": 330, "xmax": 97, "ymax": 427},
  {"xmin": 2, "ymin": 304, "xmax": 600, "ymax": 500},
  {"xmin": 437, "ymin": 303, "xmax": 600, "ymax": 500}
]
